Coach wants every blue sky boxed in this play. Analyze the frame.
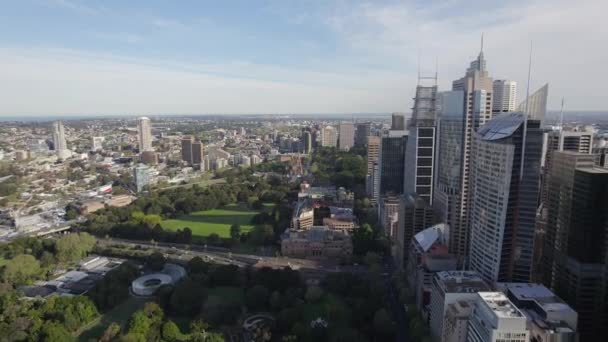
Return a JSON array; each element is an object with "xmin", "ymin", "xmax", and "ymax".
[{"xmin": 0, "ymin": 0, "xmax": 606, "ymax": 115}]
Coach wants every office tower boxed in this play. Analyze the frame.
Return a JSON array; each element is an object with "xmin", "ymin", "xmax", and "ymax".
[
  {"xmin": 391, "ymin": 112, "xmax": 406, "ymax": 130},
  {"xmin": 492, "ymin": 80, "xmax": 517, "ymax": 115},
  {"xmin": 134, "ymin": 164, "xmax": 150, "ymax": 193},
  {"xmin": 467, "ymin": 292, "xmax": 529, "ymax": 342},
  {"xmin": 302, "ymin": 130, "xmax": 312, "ymax": 154},
  {"xmin": 91, "ymin": 136, "xmax": 104, "ymax": 151},
  {"xmin": 429, "ymin": 271, "xmax": 490, "ymax": 342},
  {"xmin": 366, "ymin": 136, "xmax": 381, "ymax": 176},
  {"xmin": 52, "ymin": 121, "xmax": 69, "ymax": 159},
  {"xmin": 498, "ymin": 283, "xmax": 578, "ymax": 341},
  {"xmin": 468, "ymin": 112, "xmax": 544, "ymax": 284},
  {"xmin": 516, "ymin": 83, "xmax": 548, "ymax": 121},
  {"xmin": 140, "ymin": 151, "xmax": 158, "ymax": 165},
  {"xmin": 398, "ymin": 193, "xmax": 437, "ymax": 268},
  {"xmin": 137, "ymin": 116, "xmax": 153, "ymax": 152},
  {"xmin": 355, "ymin": 122, "xmax": 371, "ymax": 147},
  {"xmin": 338, "ymin": 122, "xmax": 355, "ymax": 151},
  {"xmin": 181, "ymin": 136, "xmax": 193, "ymax": 164},
  {"xmin": 192, "ymin": 141, "xmax": 204, "ymax": 167},
  {"xmin": 404, "ymin": 83, "xmax": 438, "ymax": 204},
  {"xmin": 369, "ymin": 162, "xmax": 380, "ymax": 205},
  {"xmin": 540, "ymin": 152, "xmax": 608, "ymax": 340},
  {"xmin": 433, "ymin": 90, "xmax": 467, "ymax": 259},
  {"xmin": 378, "ymin": 131, "xmax": 407, "ymax": 194},
  {"xmin": 320, "ymin": 126, "xmax": 337, "ymax": 147},
  {"xmin": 593, "ymin": 135, "xmax": 608, "ymax": 167},
  {"xmin": 434, "ymin": 43, "xmax": 494, "ymax": 263}
]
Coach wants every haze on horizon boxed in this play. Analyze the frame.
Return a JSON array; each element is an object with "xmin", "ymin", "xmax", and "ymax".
[{"xmin": 0, "ymin": 0, "xmax": 606, "ymax": 116}]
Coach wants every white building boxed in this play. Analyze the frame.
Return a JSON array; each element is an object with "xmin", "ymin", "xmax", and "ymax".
[
  {"xmin": 492, "ymin": 80, "xmax": 517, "ymax": 115},
  {"xmin": 338, "ymin": 122, "xmax": 355, "ymax": 151},
  {"xmin": 137, "ymin": 116, "xmax": 153, "ymax": 152},
  {"xmin": 429, "ymin": 271, "xmax": 491, "ymax": 341},
  {"xmin": 497, "ymin": 283, "xmax": 578, "ymax": 342},
  {"xmin": 321, "ymin": 126, "xmax": 338, "ymax": 147},
  {"xmin": 467, "ymin": 292, "xmax": 529, "ymax": 342},
  {"xmin": 91, "ymin": 136, "xmax": 105, "ymax": 151},
  {"xmin": 52, "ymin": 121, "xmax": 70, "ymax": 159}
]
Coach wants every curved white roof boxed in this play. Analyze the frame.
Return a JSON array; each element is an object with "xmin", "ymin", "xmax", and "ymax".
[{"xmin": 414, "ymin": 223, "xmax": 448, "ymax": 252}]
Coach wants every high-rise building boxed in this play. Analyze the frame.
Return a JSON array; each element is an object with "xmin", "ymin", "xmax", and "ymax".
[
  {"xmin": 366, "ymin": 136, "xmax": 381, "ymax": 176},
  {"xmin": 391, "ymin": 112, "xmax": 406, "ymax": 130},
  {"xmin": 516, "ymin": 83, "xmax": 549, "ymax": 121},
  {"xmin": 355, "ymin": 122, "xmax": 371, "ymax": 147},
  {"xmin": 398, "ymin": 193, "xmax": 437, "ymax": 267},
  {"xmin": 134, "ymin": 164, "xmax": 150, "ymax": 193},
  {"xmin": 540, "ymin": 152, "xmax": 608, "ymax": 340},
  {"xmin": 429, "ymin": 271, "xmax": 490, "ymax": 342},
  {"xmin": 181, "ymin": 136, "xmax": 193, "ymax": 164},
  {"xmin": 320, "ymin": 126, "xmax": 337, "ymax": 147},
  {"xmin": 404, "ymin": 83, "xmax": 438, "ymax": 204},
  {"xmin": 338, "ymin": 122, "xmax": 355, "ymax": 151},
  {"xmin": 433, "ymin": 44, "xmax": 494, "ymax": 263},
  {"xmin": 492, "ymin": 80, "xmax": 517, "ymax": 115},
  {"xmin": 467, "ymin": 292, "xmax": 529, "ymax": 342},
  {"xmin": 468, "ymin": 112, "xmax": 544, "ymax": 284},
  {"xmin": 91, "ymin": 136, "xmax": 104, "ymax": 151},
  {"xmin": 379, "ymin": 131, "xmax": 407, "ymax": 195},
  {"xmin": 302, "ymin": 130, "xmax": 312, "ymax": 154},
  {"xmin": 434, "ymin": 90, "xmax": 467, "ymax": 260},
  {"xmin": 137, "ymin": 117, "xmax": 153, "ymax": 152},
  {"xmin": 192, "ymin": 141, "xmax": 204, "ymax": 167},
  {"xmin": 52, "ymin": 121, "xmax": 70, "ymax": 159},
  {"xmin": 378, "ymin": 193, "xmax": 401, "ymax": 238}
]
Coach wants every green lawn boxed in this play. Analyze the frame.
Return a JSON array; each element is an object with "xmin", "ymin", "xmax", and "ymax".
[
  {"xmin": 77, "ymin": 297, "xmax": 147, "ymax": 341},
  {"xmin": 161, "ymin": 205, "xmax": 260, "ymax": 238}
]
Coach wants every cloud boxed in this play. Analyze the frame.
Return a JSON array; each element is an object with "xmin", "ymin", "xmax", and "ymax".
[
  {"xmin": 323, "ymin": 0, "xmax": 608, "ymax": 110},
  {"xmin": 46, "ymin": 0, "xmax": 104, "ymax": 15},
  {"xmin": 152, "ymin": 18, "xmax": 186, "ymax": 30},
  {"xmin": 92, "ymin": 32, "xmax": 143, "ymax": 44},
  {"xmin": 0, "ymin": 47, "xmax": 415, "ymax": 116}
]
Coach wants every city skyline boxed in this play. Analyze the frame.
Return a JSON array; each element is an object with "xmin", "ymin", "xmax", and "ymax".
[{"xmin": 1, "ymin": 0, "xmax": 607, "ymax": 116}]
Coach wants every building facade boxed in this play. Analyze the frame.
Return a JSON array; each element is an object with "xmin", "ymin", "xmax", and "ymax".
[
  {"xmin": 404, "ymin": 84, "xmax": 438, "ymax": 204},
  {"xmin": 468, "ymin": 112, "xmax": 543, "ymax": 284},
  {"xmin": 137, "ymin": 116, "xmax": 153, "ymax": 152},
  {"xmin": 379, "ymin": 132, "xmax": 407, "ymax": 195},
  {"xmin": 321, "ymin": 126, "xmax": 338, "ymax": 147},
  {"xmin": 467, "ymin": 292, "xmax": 529, "ymax": 342},
  {"xmin": 492, "ymin": 80, "xmax": 517, "ymax": 115},
  {"xmin": 281, "ymin": 227, "xmax": 352, "ymax": 260},
  {"xmin": 355, "ymin": 122, "xmax": 371, "ymax": 147},
  {"xmin": 338, "ymin": 122, "xmax": 355, "ymax": 151}
]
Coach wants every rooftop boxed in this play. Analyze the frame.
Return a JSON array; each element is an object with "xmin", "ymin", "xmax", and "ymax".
[
  {"xmin": 477, "ymin": 112, "xmax": 525, "ymax": 141},
  {"xmin": 435, "ymin": 271, "xmax": 490, "ymax": 294},
  {"xmin": 478, "ymin": 292, "xmax": 524, "ymax": 318}
]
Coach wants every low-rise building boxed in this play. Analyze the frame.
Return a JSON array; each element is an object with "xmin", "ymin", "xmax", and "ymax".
[
  {"xmin": 443, "ymin": 300, "xmax": 474, "ymax": 342},
  {"xmin": 281, "ymin": 226, "xmax": 352, "ymax": 260},
  {"xmin": 429, "ymin": 271, "xmax": 491, "ymax": 341},
  {"xmin": 497, "ymin": 283, "xmax": 578, "ymax": 342},
  {"xmin": 467, "ymin": 292, "xmax": 529, "ymax": 342}
]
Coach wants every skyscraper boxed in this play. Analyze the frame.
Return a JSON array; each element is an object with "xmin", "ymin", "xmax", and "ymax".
[
  {"xmin": 391, "ymin": 112, "xmax": 406, "ymax": 130},
  {"xmin": 338, "ymin": 122, "xmax": 355, "ymax": 151},
  {"xmin": 52, "ymin": 121, "xmax": 69, "ymax": 159},
  {"xmin": 134, "ymin": 164, "xmax": 150, "ymax": 193},
  {"xmin": 468, "ymin": 112, "xmax": 543, "ymax": 284},
  {"xmin": 355, "ymin": 122, "xmax": 371, "ymax": 147},
  {"xmin": 379, "ymin": 131, "xmax": 407, "ymax": 195},
  {"xmin": 320, "ymin": 126, "xmax": 337, "ymax": 147},
  {"xmin": 492, "ymin": 80, "xmax": 517, "ymax": 115},
  {"xmin": 540, "ymin": 151, "xmax": 608, "ymax": 340},
  {"xmin": 403, "ymin": 83, "xmax": 438, "ymax": 204},
  {"xmin": 137, "ymin": 116, "xmax": 153, "ymax": 152},
  {"xmin": 434, "ymin": 91, "xmax": 466, "ymax": 259},
  {"xmin": 433, "ymin": 44, "xmax": 494, "ymax": 262},
  {"xmin": 516, "ymin": 83, "xmax": 549, "ymax": 121},
  {"xmin": 192, "ymin": 141, "xmax": 204, "ymax": 168},
  {"xmin": 181, "ymin": 136, "xmax": 193, "ymax": 164},
  {"xmin": 302, "ymin": 130, "xmax": 312, "ymax": 154}
]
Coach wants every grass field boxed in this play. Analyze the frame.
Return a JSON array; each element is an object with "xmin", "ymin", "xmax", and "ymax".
[{"xmin": 161, "ymin": 205, "xmax": 260, "ymax": 238}]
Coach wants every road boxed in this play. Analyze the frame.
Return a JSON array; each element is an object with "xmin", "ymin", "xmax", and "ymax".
[{"xmin": 95, "ymin": 237, "xmax": 367, "ymax": 276}]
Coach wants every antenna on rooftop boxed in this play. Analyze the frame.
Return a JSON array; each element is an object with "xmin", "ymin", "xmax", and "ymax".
[{"xmin": 525, "ymin": 41, "xmax": 533, "ymax": 118}]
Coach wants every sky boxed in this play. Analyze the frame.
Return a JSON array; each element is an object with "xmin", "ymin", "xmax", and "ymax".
[{"xmin": 0, "ymin": 0, "xmax": 606, "ymax": 116}]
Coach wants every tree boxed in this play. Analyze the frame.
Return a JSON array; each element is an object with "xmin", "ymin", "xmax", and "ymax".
[
  {"xmin": 2, "ymin": 254, "xmax": 40, "ymax": 285},
  {"xmin": 55, "ymin": 233, "xmax": 95, "ymax": 264},
  {"xmin": 245, "ymin": 285, "xmax": 270, "ymax": 311},
  {"xmin": 170, "ymin": 278, "xmax": 207, "ymax": 316},
  {"xmin": 146, "ymin": 252, "xmax": 166, "ymax": 271},
  {"xmin": 373, "ymin": 309, "xmax": 395, "ymax": 337},
  {"xmin": 188, "ymin": 256, "xmax": 209, "ymax": 275},
  {"xmin": 40, "ymin": 322, "xmax": 74, "ymax": 342},
  {"xmin": 305, "ymin": 286, "xmax": 323, "ymax": 303},
  {"xmin": 229, "ymin": 224, "xmax": 241, "ymax": 240},
  {"xmin": 207, "ymin": 233, "xmax": 221, "ymax": 245},
  {"xmin": 100, "ymin": 322, "xmax": 121, "ymax": 342},
  {"xmin": 162, "ymin": 320, "xmax": 181, "ymax": 342},
  {"xmin": 127, "ymin": 311, "xmax": 151, "ymax": 337}
]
